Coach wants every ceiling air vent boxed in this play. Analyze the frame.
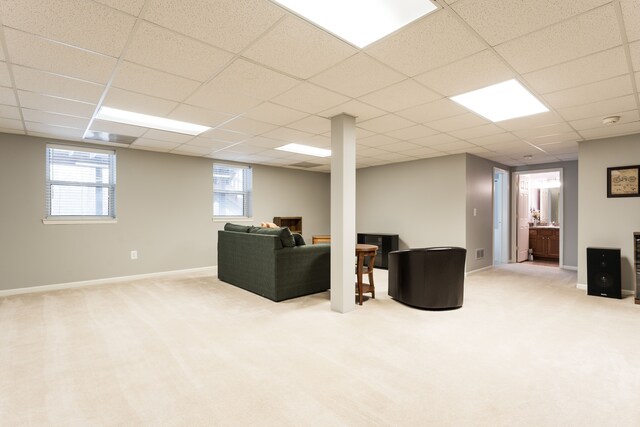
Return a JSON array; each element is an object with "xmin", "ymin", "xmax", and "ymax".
[
  {"xmin": 289, "ymin": 162, "xmax": 322, "ymax": 168},
  {"xmin": 84, "ymin": 131, "xmax": 137, "ymax": 144}
]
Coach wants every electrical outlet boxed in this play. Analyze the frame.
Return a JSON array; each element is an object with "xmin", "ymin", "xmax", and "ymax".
[{"xmin": 130, "ymin": 250, "xmax": 138, "ymax": 260}]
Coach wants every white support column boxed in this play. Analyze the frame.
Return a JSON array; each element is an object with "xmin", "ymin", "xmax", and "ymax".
[{"xmin": 330, "ymin": 114, "xmax": 356, "ymax": 313}]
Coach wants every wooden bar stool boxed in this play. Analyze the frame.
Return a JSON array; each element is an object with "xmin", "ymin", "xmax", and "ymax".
[{"xmin": 355, "ymin": 244, "xmax": 378, "ymax": 305}]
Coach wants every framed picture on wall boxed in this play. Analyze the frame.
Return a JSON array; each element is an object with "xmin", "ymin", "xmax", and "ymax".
[{"xmin": 607, "ymin": 165, "xmax": 640, "ymax": 198}]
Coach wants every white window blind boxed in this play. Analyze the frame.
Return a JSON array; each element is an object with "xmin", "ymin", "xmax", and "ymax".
[
  {"xmin": 45, "ymin": 145, "xmax": 116, "ymax": 219},
  {"xmin": 213, "ymin": 164, "xmax": 252, "ymax": 218}
]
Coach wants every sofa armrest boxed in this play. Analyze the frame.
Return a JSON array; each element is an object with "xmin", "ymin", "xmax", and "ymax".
[{"xmin": 274, "ymin": 244, "xmax": 330, "ymax": 301}]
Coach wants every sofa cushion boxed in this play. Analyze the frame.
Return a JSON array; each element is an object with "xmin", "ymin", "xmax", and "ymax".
[
  {"xmin": 224, "ymin": 223, "xmax": 251, "ymax": 233},
  {"xmin": 293, "ymin": 233, "xmax": 306, "ymax": 246},
  {"xmin": 251, "ymin": 226, "xmax": 295, "ymax": 247}
]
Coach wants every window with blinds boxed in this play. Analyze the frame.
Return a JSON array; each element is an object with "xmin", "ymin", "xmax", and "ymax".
[
  {"xmin": 213, "ymin": 164, "xmax": 252, "ymax": 218},
  {"xmin": 45, "ymin": 145, "xmax": 116, "ymax": 219}
]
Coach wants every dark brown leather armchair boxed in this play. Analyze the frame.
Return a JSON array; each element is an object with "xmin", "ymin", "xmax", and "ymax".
[{"xmin": 388, "ymin": 247, "xmax": 467, "ymax": 309}]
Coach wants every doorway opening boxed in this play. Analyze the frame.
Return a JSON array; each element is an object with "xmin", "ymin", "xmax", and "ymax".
[
  {"xmin": 493, "ymin": 168, "xmax": 509, "ymax": 265},
  {"xmin": 511, "ymin": 169, "xmax": 563, "ymax": 268}
]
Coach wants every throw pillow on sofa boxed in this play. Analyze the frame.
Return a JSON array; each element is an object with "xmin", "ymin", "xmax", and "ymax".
[
  {"xmin": 293, "ymin": 233, "xmax": 305, "ymax": 246},
  {"xmin": 250, "ymin": 226, "xmax": 296, "ymax": 247},
  {"xmin": 224, "ymin": 223, "xmax": 251, "ymax": 233}
]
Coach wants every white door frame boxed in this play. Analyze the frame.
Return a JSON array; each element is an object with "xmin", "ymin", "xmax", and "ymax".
[
  {"xmin": 511, "ymin": 168, "xmax": 564, "ymax": 267},
  {"xmin": 493, "ymin": 167, "xmax": 510, "ymax": 265}
]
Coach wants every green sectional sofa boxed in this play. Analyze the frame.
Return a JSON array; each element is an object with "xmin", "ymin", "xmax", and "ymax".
[{"xmin": 217, "ymin": 224, "xmax": 330, "ymax": 302}]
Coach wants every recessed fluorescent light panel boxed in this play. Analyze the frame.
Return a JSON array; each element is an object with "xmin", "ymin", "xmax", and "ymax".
[
  {"xmin": 96, "ymin": 107, "xmax": 210, "ymax": 135},
  {"xmin": 271, "ymin": 0, "xmax": 438, "ymax": 48},
  {"xmin": 275, "ymin": 143, "xmax": 331, "ymax": 157},
  {"xmin": 450, "ymin": 79, "xmax": 549, "ymax": 122}
]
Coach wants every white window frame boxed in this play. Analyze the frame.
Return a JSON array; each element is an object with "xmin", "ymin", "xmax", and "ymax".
[
  {"xmin": 43, "ymin": 144, "xmax": 117, "ymax": 224},
  {"xmin": 213, "ymin": 163, "xmax": 253, "ymax": 220}
]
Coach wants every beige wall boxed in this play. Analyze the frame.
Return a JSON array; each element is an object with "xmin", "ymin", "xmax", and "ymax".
[
  {"xmin": 578, "ymin": 134, "xmax": 640, "ymax": 291},
  {"xmin": 0, "ymin": 133, "xmax": 330, "ymax": 291},
  {"xmin": 356, "ymin": 154, "xmax": 467, "ymax": 256}
]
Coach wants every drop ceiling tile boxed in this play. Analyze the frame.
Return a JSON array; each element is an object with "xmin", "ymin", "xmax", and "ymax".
[
  {"xmin": 449, "ymin": 124, "xmax": 505, "ymax": 140},
  {"xmin": 386, "ymin": 125, "xmax": 439, "ymax": 140},
  {"xmin": 171, "ymin": 144, "xmax": 213, "ymax": 156},
  {"xmin": 4, "ymin": 28, "xmax": 117, "ymax": 84},
  {"xmin": 0, "ymin": 118, "xmax": 24, "ymax": 130},
  {"xmin": 243, "ymin": 102, "xmax": 308, "ymax": 126},
  {"xmin": 557, "ymin": 95, "xmax": 637, "ymax": 121},
  {"xmin": 357, "ymin": 114, "xmax": 415, "ymax": 134},
  {"xmin": 523, "ymin": 47, "xmax": 628, "ymax": 93},
  {"xmin": 397, "ymin": 146, "xmax": 441, "ymax": 158},
  {"xmin": 528, "ymin": 131, "xmax": 580, "ymax": 145},
  {"xmin": 538, "ymin": 141, "xmax": 579, "ymax": 154},
  {"xmin": 396, "ymin": 98, "xmax": 467, "ymax": 123},
  {"xmin": 261, "ymin": 127, "xmax": 315, "ymax": 143},
  {"xmin": 368, "ymin": 152, "xmax": 415, "ymax": 162},
  {"xmin": 91, "ymin": 119, "xmax": 148, "ymax": 137},
  {"xmin": 410, "ymin": 133, "xmax": 460, "ymax": 147},
  {"xmin": 0, "ymin": 62, "xmax": 11, "ymax": 87},
  {"xmin": 366, "ymin": 10, "xmax": 485, "ymax": 76},
  {"xmin": 216, "ymin": 143, "xmax": 266, "ymax": 155},
  {"xmin": 579, "ymin": 121, "xmax": 640, "ymax": 140},
  {"xmin": 513, "ymin": 123, "xmax": 575, "ymax": 139},
  {"xmin": 630, "ymin": 41, "xmax": 640, "ymax": 71},
  {"xmin": 357, "ymin": 134, "xmax": 400, "ymax": 148},
  {"xmin": 621, "ymin": 0, "xmax": 640, "ymax": 42},
  {"xmin": 0, "ymin": 0, "xmax": 135, "ymax": 56},
  {"xmin": 271, "ymin": 83, "xmax": 349, "ymax": 115},
  {"xmin": 206, "ymin": 59, "xmax": 300, "ymax": 101},
  {"xmin": 377, "ymin": 141, "xmax": 424, "ymax": 153},
  {"xmin": 94, "ymin": 0, "xmax": 145, "ymax": 16},
  {"xmin": 220, "ymin": 117, "xmax": 279, "ymax": 136},
  {"xmin": 142, "ymin": 129, "xmax": 194, "ymax": 143},
  {"xmin": 310, "ymin": 53, "xmax": 405, "ymax": 98},
  {"xmin": 185, "ymin": 82, "xmax": 262, "ymax": 115},
  {"xmin": 168, "ymin": 105, "xmax": 234, "ymax": 128},
  {"xmin": 319, "ymin": 100, "xmax": 386, "ymax": 122},
  {"xmin": 426, "ymin": 113, "xmax": 489, "ymax": 133},
  {"xmin": 451, "ymin": 0, "xmax": 610, "ymax": 46},
  {"xmin": 103, "ymin": 87, "xmax": 178, "ymax": 116},
  {"xmin": 355, "ymin": 127, "xmax": 375, "ymax": 140},
  {"xmin": 359, "ymin": 79, "xmax": 441, "ymax": 112},
  {"xmin": 185, "ymin": 137, "xmax": 234, "ymax": 150},
  {"xmin": 496, "ymin": 111, "xmax": 568, "ymax": 132},
  {"xmin": 556, "ymin": 153, "xmax": 579, "ymax": 162},
  {"xmin": 199, "ymin": 128, "xmax": 249, "ymax": 143},
  {"xmin": 430, "ymin": 140, "xmax": 477, "ymax": 152},
  {"xmin": 356, "ymin": 146, "xmax": 387, "ymax": 157},
  {"xmin": 18, "ymin": 91, "xmax": 95, "ymax": 117},
  {"xmin": 131, "ymin": 138, "xmax": 181, "ymax": 151},
  {"xmin": 0, "ymin": 127, "xmax": 24, "ymax": 135},
  {"xmin": 26, "ymin": 123, "xmax": 84, "ymax": 139},
  {"xmin": 543, "ymin": 75, "xmax": 634, "ymax": 109},
  {"xmin": 467, "ymin": 132, "xmax": 519, "ymax": 147},
  {"xmin": 448, "ymin": 146, "xmax": 492, "ymax": 155},
  {"xmin": 243, "ymin": 15, "xmax": 358, "ymax": 79},
  {"xmin": 570, "ymin": 110, "xmax": 639, "ymax": 131},
  {"xmin": 112, "ymin": 61, "xmax": 200, "ymax": 102},
  {"xmin": 243, "ymin": 136, "xmax": 290, "ymax": 150},
  {"xmin": 0, "ymin": 87, "xmax": 17, "ymax": 106},
  {"xmin": 304, "ymin": 135, "xmax": 331, "ymax": 148},
  {"xmin": 12, "ymin": 65, "xmax": 104, "ymax": 104},
  {"xmin": 0, "ymin": 105, "xmax": 20, "ymax": 120},
  {"xmin": 124, "ymin": 22, "xmax": 234, "ymax": 82},
  {"xmin": 635, "ymin": 71, "xmax": 640, "ymax": 90},
  {"xmin": 495, "ymin": 5, "xmax": 621, "ymax": 73},
  {"xmin": 482, "ymin": 140, "xmax": 537, "ymax": 154},
  {"xmin": 144, "ymin": 0, "xmax": 284, "ymax": 53},
  {"xmin": 285, "ymin": 115, "xmax": 330, "ymax": 135},
  {"xmin": 21, "ymin": 109, "xmax": 89, "ymax": 128},
  {"xmin": 415, "ymin": 50, "xmax": 515, "ymax": 97}
]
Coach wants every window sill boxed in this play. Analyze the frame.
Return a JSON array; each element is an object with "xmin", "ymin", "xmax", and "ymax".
[
  {"xmin": 212, "ymin": 217, "xmax": 253, "ymax": 223},
  {"xmin": 42, "ymin": 218, "xmax": 118, "ymax": 225}
]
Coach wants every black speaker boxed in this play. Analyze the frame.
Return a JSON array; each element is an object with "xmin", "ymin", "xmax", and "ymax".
[{"xmin": 587, "ymin": 247, "xmax": 621, "ymax": 299}]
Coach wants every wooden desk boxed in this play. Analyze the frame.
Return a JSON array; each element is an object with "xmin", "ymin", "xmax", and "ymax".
[
  {"xmin": 312, "ymin": 235, "xmax": 331, "ymax": 244},
  {"xmin": 356, "ymin": 244, "xmax": 377, "ymax": 305}
]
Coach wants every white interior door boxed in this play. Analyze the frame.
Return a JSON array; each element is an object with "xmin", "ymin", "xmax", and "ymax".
[{"xmin": 517, "ymin": 175, "xmax": 530, "ymax": 262}]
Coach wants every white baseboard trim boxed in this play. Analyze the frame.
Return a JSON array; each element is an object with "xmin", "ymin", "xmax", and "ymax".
[
  {"xmin": 465, "ymin": 265, "xmax": 494, "ymax": 276},
  {"xmin": 0, "ymin": 266, "xmax": 218, "ymax": 298},
  {"xmin": 576, "ymin": 283, "xmax": 634, "ymax": 296},
  {"xmin": 562, "ymin": 265, "xmax": 578, "ymax": 271}
]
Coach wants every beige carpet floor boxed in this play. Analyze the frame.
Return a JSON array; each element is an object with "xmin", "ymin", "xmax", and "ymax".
[{"xmin": 1, "ymin": 264, "xmax": 639, "ymax": 426}]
